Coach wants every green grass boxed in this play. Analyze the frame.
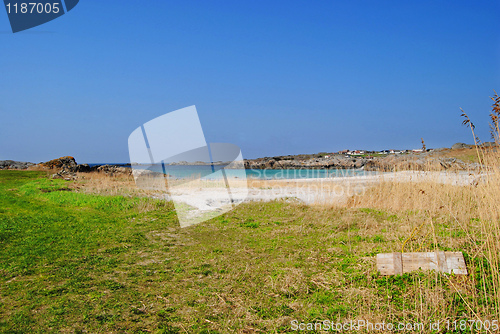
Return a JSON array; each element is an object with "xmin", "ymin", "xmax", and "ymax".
[{"xmin": 0, "ymin": 171, "xmax": 487, "ymax": 333}]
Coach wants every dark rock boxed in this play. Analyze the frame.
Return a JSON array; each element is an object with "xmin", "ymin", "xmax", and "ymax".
[
  {"xmin": 95, "ymin": 164, "xmax": 132, "ymax": 176},
  {"xmin": 74, "ymin": 164, "xmax": 91, "ymax": 173}
]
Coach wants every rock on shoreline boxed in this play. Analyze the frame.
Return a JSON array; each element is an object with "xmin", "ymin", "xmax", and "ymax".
[
  {"xmin": 0, "ymin": 157, "xmax": 132, "ymax": 178},
  {"xmin": 0, "ymin": 160, "xmax": 35, "ymax": 170},
  {"xmin": 244, "ymin": 153, "xmax": 481, "ymax": 171}
]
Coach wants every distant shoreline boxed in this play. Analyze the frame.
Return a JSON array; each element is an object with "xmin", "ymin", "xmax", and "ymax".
[{"xmin": 0, "ymin": 142, "xmax": 489, "ymax": 173}]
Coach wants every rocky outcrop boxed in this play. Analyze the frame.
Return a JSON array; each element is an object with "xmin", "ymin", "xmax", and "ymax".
[
  {"xmin": 51, "ymin": 170, "xmax": 77, "ymax": 181},
  {"xmin": 0, "ymin": 160, "xmax": 35, "ymax": 170},
  {"xmin": 93, "ymin": 164, "xmax": 132, "ymax": 176},
  {"xmin": 0, "ymin": 155, "xmax": 135, "ymax": 177},
  {"xmin": 47, "ymin": 163, "xmax": 131, "ymax": 178},
  {"xmin": 36, "ymin": 157, "xmax": 131, "ymax": 175},
  {"xmin": 40, "ymin": 156, "xmax": 77, "ymax": 170},
  {"xmin": 451, "ymin": 143, "xmax": 472, "ymax": 150},
  {"xmin": 244, "ymin": 153, "xmax": 480, "ymax": 172},
  {"xmin": 364, "ymin": 156, "xmax": 480, "ymax": 172},
  {"xmin": 245, "ymin": 156, "xmax": 369, "ymax": 170}
]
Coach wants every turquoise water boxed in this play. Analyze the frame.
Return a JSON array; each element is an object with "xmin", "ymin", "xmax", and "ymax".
[
  {"xmin": 125, "ymin": 164, "xmax": 374, "ymax": 180},
  {"xmin": 245, "ymin": 168, "xmax": 371, "ymax": 179}
]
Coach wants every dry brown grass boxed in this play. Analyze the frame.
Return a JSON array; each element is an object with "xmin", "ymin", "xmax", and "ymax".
[
  {"xmin": 342, "ymin": 93, "xmax": 500, "ymax": 319},
  {"xmin": 74, "ymin": 172, "xmax": 150, "ymax": 197}
]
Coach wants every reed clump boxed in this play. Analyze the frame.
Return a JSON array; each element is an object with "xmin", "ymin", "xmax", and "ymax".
[{"xmin": 346, "ymin": 91, "xmax": 500, "ymax": 319}]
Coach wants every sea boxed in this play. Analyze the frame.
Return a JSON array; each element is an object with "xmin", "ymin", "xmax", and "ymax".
[{"xmin": 88, "ymin": 164, "xmax": 375, "ymax": 180}]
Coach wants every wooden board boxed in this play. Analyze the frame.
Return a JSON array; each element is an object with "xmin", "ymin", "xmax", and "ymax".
[{"xmin": 376, "ymin": 251, "xmax": 467, "ymax": 275}]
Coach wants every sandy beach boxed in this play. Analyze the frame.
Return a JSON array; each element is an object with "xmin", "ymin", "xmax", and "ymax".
[{"xmin": 163, "ymin": 170, "xmax": 484, "ymax": 224}]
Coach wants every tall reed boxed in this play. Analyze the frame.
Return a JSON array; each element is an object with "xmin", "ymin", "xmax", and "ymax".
[{"xmin": 347, "ymin": 91, "xmax": 500, "ymax": 319}]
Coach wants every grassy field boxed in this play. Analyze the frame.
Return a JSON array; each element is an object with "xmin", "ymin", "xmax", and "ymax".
[{"xmin": 0, "ymin": 170, "xmax": 495, "ymax": 333}]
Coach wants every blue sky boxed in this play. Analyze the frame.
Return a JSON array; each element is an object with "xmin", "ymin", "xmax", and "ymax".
[{"xmin": 1, "ymin": 1, "xmax": 499, "ymax": 162}]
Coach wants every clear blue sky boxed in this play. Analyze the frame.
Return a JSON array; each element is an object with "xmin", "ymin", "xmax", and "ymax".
[{"xmin": 1, "ymin": 1, "xmax": 499, "ymax": 162}]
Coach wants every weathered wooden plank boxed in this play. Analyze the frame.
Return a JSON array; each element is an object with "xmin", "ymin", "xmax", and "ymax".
[
  {"xmin": 402, "ymin": 252, "xmax": 435, "ymax": 272},
  {"xmin": 445, "ymin": 252, "xmax": 468, "ymax": 275},
  {"xmin": 393, "ymin": 252, "xmax": 403, "ymax": 275},
  {"xmin": 437, "ymin": 251, "xmax": 449, "ymax": 274},
  {"xmin": 376, "ymin": 251, "xmax": 467, "ymax": 275},
  {"xmin": 376, "ymin": 253, "xmax": 402, "ymax": 275}
]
